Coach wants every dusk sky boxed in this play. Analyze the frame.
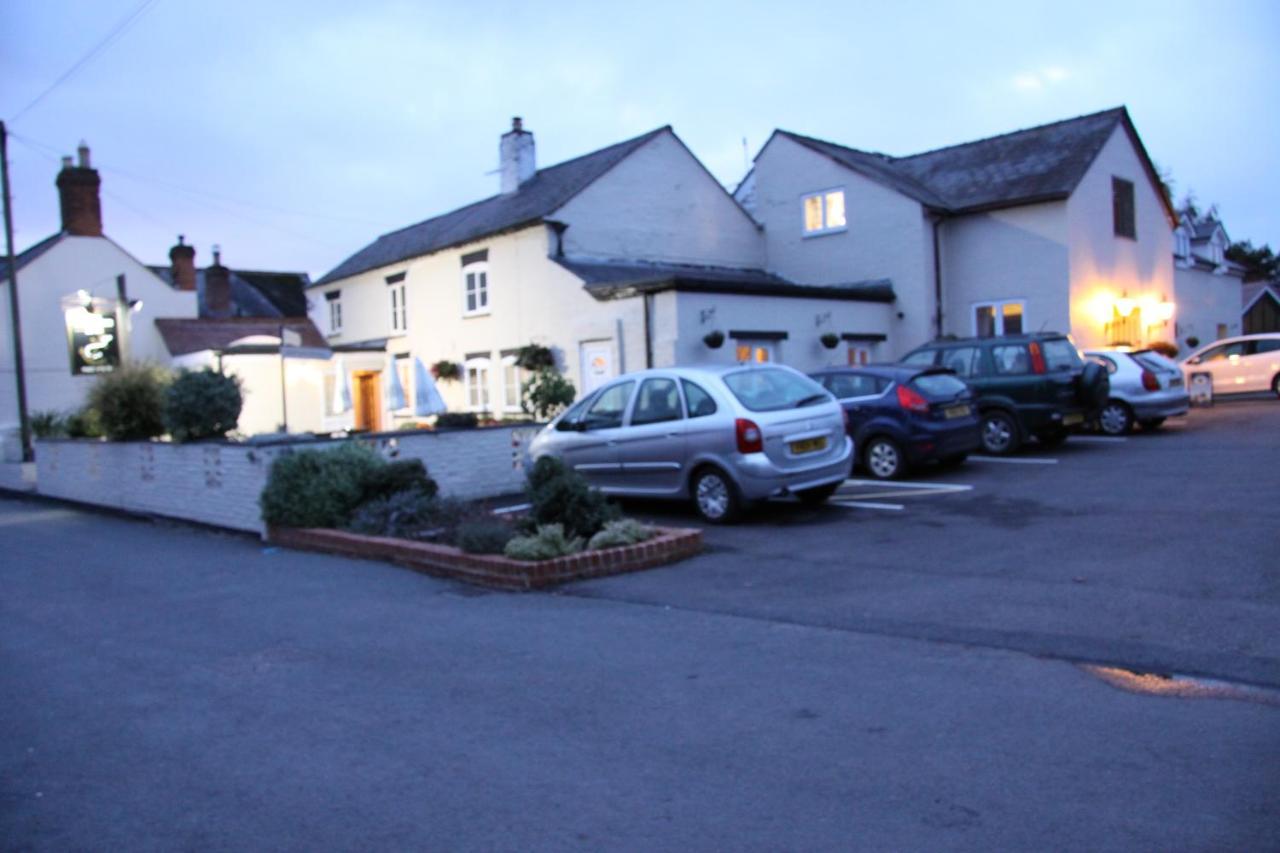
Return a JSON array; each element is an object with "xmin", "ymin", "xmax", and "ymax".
[{"xmin": 3, "ymin": 0, "xmax": 1277, "ymax": 280}]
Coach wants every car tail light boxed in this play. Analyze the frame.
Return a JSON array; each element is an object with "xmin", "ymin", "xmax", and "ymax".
[
  {"xmin": 896, "ymin": 384, "xmax": 930, "ymax": 413},
  {"xmin": 1028, "ymin": 341, "xmax": 1047, "ymax": 374},
  {"xmin": 1141, "ymin": 369, "xmax": 1160, "ymax": 391},
  {"xmin": 735, "ymin": 418, "xmax": 764, "ymax": 454}
]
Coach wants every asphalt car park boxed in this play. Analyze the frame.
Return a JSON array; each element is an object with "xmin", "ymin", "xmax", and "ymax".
[{"xmin": 579, "ymin": 397, "xmax": 1280, "ymax": 689}]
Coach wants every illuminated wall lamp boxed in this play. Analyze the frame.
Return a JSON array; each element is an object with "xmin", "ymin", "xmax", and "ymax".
[
  {"xmin": 1113, "ymin": 297, "xmax": 1137, "ymax": 318},
  {"xmin": 1151, "ymin": 301, "xmax": 1176, "ymax": 323}
]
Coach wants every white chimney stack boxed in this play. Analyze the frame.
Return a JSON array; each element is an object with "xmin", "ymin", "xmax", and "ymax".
[{"xmin": 499, "ymin": 116, "xmax": 536, "ymax": 195}]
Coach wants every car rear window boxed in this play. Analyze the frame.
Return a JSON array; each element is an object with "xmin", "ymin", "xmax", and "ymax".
[
  {"xmin": 901, "ymin": 349, "xmax": 937, "ymax": 366},
  {"xmin": 911, "ymin": 373, "xmax": 968, "ymax": 397},
  {"xmin": 1132, "ymin": 351, "xmax": 1178, "ymax": 373},
  {"xmin": 1041, "ymin": 338, "xmax": 1083, "ymax": 370},
  {"xmin": 821, "ymin": 372, "xmax": 883, "ymax": 399},
  {"xmin": 723, "ymin": 368, "xmax": 830, "ymax": 412}
]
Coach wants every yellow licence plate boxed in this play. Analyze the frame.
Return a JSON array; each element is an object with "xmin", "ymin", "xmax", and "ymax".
[
  {"xmin": 790, "ymin": 437, "xmax": 827, "ymax": 455},
  {"xmin": 944, "ymin": 404, "xmax": 971, "ymax": 419},
  {"xmin": 1063, "ymin": 413, "xmax": 1084, "ymax": 426}
]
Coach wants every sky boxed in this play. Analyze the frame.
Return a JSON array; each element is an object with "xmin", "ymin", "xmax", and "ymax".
[{"xmin": 2, "ymin": 0, "xmax": 1278, "ymax": 280}]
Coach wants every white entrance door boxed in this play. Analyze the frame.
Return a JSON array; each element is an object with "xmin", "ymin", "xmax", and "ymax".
[{"xmin": 579, "ymin": 340, "xmax": 615, "ymax": 395}]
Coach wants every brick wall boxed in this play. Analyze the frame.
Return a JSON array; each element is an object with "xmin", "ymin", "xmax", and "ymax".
[{"xmin": 33, "ymin": 425, "xmax": 538, "ymax": 535}]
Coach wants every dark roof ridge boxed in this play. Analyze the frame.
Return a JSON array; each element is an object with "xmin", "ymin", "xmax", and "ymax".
[
  {"xmin": 895, "ymin": 106, "xmax": 1127, "ymax": 162},
  {"xmin": 370, "ymin": 125, "xmax": 671, "ymax": 243},
  {"xmin": 774, "ymin": 129, "xmax": 894, "ymax": 162}
]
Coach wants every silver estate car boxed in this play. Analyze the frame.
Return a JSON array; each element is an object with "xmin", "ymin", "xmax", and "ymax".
[
  {"xmin": 1084, "ymin": 348, "xmax": 1189, "ymax": 435},
  {"xmin": 527, "ymin": 364, "xmax": 853, "ymax": 522}
]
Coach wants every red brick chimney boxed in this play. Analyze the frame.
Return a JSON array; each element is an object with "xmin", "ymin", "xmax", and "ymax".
[
  {"xmin": 56, "ymin": 142, "xmax": 103, "ymax": 237},
  {"xmin": 169, "ymin": 235, "xmax": 196, "ymax": 291},
  {"xmin": 203, "ymin": 244, "xmax": 231, "ymax": 317}
]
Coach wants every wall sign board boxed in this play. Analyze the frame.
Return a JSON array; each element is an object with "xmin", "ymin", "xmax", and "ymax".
[{"xmin": 62, "ymin": 294, "xmax": 122, "ymax": 375}]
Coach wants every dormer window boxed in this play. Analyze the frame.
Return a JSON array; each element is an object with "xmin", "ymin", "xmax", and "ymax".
[{"xmin": 802, "ymin": 189, "xmax": 846, "ymax": 236}]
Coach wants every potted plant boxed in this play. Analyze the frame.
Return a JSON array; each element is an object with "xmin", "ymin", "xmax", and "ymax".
[
  {"xmin": 431, "ymin": 359, "xmax": 461, "ymax": 381},
  {"xmin": 820, "ymin": 332, "xmax": 840, "ymax": 350},
  {"xmin": 702, "ymin": 330, "xmax": 725, "ymax": 349},
  {"xmin": 514, "ymin": 343, "xmax": 556, "ymax": 371}
]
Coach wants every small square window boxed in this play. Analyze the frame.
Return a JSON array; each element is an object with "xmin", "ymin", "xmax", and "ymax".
[{"xmin": 802, "ymin": 189, "xmax": 847, "ymax": 235}]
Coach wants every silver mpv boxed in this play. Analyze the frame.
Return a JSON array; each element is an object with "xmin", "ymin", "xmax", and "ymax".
[{"xmin": 528, "ymin": 365, "xmax": 853, "ymax": 522}]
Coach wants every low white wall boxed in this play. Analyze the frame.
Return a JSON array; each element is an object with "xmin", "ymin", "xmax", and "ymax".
[{"xmin": 33, "ymin": 424, "xmax": 539, "ymax": 535}]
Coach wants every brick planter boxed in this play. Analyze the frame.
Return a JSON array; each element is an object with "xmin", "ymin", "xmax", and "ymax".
[{"xmin": 268, "ymin": 525, "xmax": 703, "ymax": 591}]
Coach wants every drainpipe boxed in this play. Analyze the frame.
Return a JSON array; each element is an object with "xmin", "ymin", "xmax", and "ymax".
[
  {"xmin": 643, "ymin": 292, "xmax": 654, "ymax": 369},
  {"xmin": 931, "ymin": 214, "xmax": 945, "ymax": 339}
]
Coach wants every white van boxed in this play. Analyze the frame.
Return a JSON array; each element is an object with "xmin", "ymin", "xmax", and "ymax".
[{"xmin": 1180, "ymin": 334, "xmax": 1280, "ymax": 396}]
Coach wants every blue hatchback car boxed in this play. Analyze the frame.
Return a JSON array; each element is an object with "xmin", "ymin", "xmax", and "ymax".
[{"xmin": 809, "ymin": 365, "xmax": 981, "ymax": 479}]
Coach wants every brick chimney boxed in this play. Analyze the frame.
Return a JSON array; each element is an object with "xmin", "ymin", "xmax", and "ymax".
[
  {"xmin": 169, "ymin": 235, "xmax": 196, "ymax": 291},
  {"xmin": 499, "ymin": 116, "xmax": 536, "ymax": 195},
  {"xmin": 56, "ymin": 141, "xmax": 103, "ymax": 237},
  {"xmin": 203, "ymin": 244, "xmax": 231, "ymax": 317}
]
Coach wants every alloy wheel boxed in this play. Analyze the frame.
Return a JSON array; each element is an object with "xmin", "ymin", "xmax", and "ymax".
[
  {"xmin": 1099, "ymin": 401, "xmax": 1132, "ymax": 436},
  {"xmin": 695, "ymin": 472, "xmax": 731, "ymax": 521},
  {"xmin": 866, "ymin": 439, "xmax": 901, "ymax": 479},
  {"xmin": 981, "ymin": 414, "xmax": 1015, "ymax": 454}
]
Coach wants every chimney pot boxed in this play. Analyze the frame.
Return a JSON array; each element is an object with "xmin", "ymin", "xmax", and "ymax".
[
  {"xmin": 499, "ymin": 117, "xmax": 536, "ymax": 195},
  {"xmin": 61, "ymin": 156, "xmax": 73, "ymax": 169},
  {"xmin": 77, "ymin": 142, "xmax": 91, "ymax": 168},
  {"xmin": 169, "ymin": 235, "xmax": 197, "ymax": 292},
  {"xmin": 56, "ymin": 143, "xmax": 103, "ymax": 237},
  {"xmin": 512, "ymin": 116, "xmax": 522, "ymax": 132},
  {"xmin": 203, "ymin": 245, "xmax": 231, "ymax": 317}
]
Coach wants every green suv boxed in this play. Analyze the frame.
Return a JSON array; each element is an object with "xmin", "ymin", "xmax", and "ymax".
[{"xmin": 900, "ymin": 333, "xmax": 1109, "ymax": 454}]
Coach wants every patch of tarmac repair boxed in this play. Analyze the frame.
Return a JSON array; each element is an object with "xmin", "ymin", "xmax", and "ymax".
[{"xmin": 1080, "ymin": 664, "xmax": 1280, "ymax": 707}]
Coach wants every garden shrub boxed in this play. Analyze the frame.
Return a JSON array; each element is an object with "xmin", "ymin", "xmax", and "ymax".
[
  {"xmin": 514, "ymin": 343, "xmax": 556, "ymax": 371},
  {"xmin": 456, "ymin": 520, "xmax": 516, "ymax": 554},
  {"xmin": 64, "ymin": 407, "xmax": 104, "ymax": 438},
  {"xmin": 345, "ymin": 492, "xmax": 467, "ymax": 540},
  {"xmin": 260, "ymin": 442, "xmax": 384, "ymax": 528},
  {"xmin": 521, "ymin": 369, "xmax": 575, "ymax": 420},
  {"xmin": 503, "ymin": 523, "xmax": 583, "ymax": 561},
  {"xmin": 163, "ymin": 368, "xmax": 243, "ymax": 442},
  {"xmin": 436, "ymin": 412, "xmax": 479, "ymax": 429},
  {"xmin": 587, "ymin": 519, "xmax": 655, "ymax": 551},
  {"xmin": 361, "ymin": 458, "xmax": 438, "ymax": 503},
  {"xmin": 523, "ymin": 456, "xmax": 619, "ymax": 540},
  {"xmin": 86, "ymin": 363, "xmax": 171, "ymax": 441},
  {"xmin": 30, "ymin": 410, "xmax": 66, "ymax": 439}
]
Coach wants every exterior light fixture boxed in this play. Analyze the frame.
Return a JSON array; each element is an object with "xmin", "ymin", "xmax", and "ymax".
[{"xmin": 1114, "ymin": 297, "xmax": 1137, "ymax": 318}]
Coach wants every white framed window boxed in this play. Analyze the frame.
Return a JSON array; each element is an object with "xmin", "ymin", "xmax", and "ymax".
[
  {"xmin": 463, "ymin": 262, "xmax": 489, "ymax": 316},
  {"xmin": 973, "ymin": 300, "xmax": 1025, "ymax": 337},
  {"xmin": 326, "ymin": 291, "xmax": 342, "ymax": 334},
  {"xmin": 464, "ymin": 356, "xmax": 492, "ymax": 412},
  {"xmin": 734, "ymin": 340, "xmax": 777, "ymax": 363},
  {"xmin": 386, "ymin": 280, "xmax": 407, "ymax": 330},
  {"xmin": 499, "ymin": 354, "xmax": 524, "ymax": 414},
  {"xmin": 393, "ymin": 354, "xmax": 412, "ymax": 411},
  {"xmin": 802, "ymin": 188, "xmax": 847, "ymax": 236}
]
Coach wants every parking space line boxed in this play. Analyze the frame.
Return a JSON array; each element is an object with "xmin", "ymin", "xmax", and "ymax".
[
  {"xmin": 844, "ymin": 479, "xmax": 974, "ymax": 491},
  {"xmin": 969, "ymin": 456, "xmax": 1059, "ymax": 465},
  {"xmin": 840, "ymin": 486, "xmax": 972, "ymax": 501},
  {"xmin": 831, "ymin": 500, "xmax": 905, "ymax": 511},
  {"xmin": 1071, "ymin": 435, "xmax": 1129, "ymax": 444}
]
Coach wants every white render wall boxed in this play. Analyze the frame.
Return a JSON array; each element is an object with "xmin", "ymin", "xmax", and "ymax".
[
  {"xmin": 747, "ymin": 134, "xmax": 932, "ymax": 356},
  {"xmin": 311, "ymin": 225, "xmax": 644, "ymax": 421},
  {"xmin": 939, "ymin": 201, "xmax": 1071, "ymax": 337},
  {"xmin": 0, "ymin": 236, "xmax": 197, "ymax": 427},
  {"xmin": 1173, "ymin": 265, "xmax": 1243, "ymax": 349},
  {"xmin": 554, "ymin": 130, "xmax": 765, "ymax": 268},
  {"xmin": 1066, "ymin": 126, "xmax": 1176, "ymax": 349},
  {"xmin": 173, "ymin": 350, "xmax": 330, "ymax": 437},
  {"xmin": 33, "ymin": 425, "xmax": 537, "ymax": 534}
]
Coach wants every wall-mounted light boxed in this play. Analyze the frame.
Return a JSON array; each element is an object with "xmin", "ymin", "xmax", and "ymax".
[
  {"xmin": 1151, "ymin": 301, "xmax": 1175, "ymax": 323},
  {"xmin": 814, "ymin": 311, "xmax": 831, "ymax": 328},
  {"xmin": 699, "ymin": 307, "xmax": 716, "ymax": 325},
  {"xmin": 1114, "ymin": 297, "xmax": 1137, "ymax": 318}
]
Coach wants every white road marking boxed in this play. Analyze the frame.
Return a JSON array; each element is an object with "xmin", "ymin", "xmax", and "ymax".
[
  {"xmin": 831, "ymin": 500, "xmax": 905, "ymax": 511},
  {"xmin": 843, "ymin": 479, "xmax": 974, "ymax": 492},
  {"xmin": 969, "ymin": 455, "xmax": 1059, "ymax": 465},
  {"xmin": 490, "ymin": 502, "xmax": 532, "ymax": 515},
  {"xmin": 840, "ymin": 486, "xmax": 972, "ymax": 501},
  {"xmin": 1070, "ymin": 435, "xmax": 1129, "ymax": 444}
]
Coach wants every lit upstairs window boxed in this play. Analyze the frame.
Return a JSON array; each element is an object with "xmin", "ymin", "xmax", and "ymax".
[{"xmin": 802, "ymin": 189, "xmax": 846, "ymax": 236}]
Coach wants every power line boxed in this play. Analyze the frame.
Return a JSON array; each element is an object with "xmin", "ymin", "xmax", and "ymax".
[{"xmin": 11, "ymin": 0, "xmax": 161, "ymax": 123}]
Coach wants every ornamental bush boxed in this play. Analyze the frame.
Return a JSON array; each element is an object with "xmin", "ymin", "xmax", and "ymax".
[
  {"xmin": 435, "ymin": 412, "xmax": 479, "ymax": 429},
  {"xmin": 163, "ymin": 368, "xmax": 243, "ymax": 442},
  {"xmin": 456, "ymin": 520, "xmax": 516, "ymax": 554},
  {"xmin": 86, "ymin": 363, "xmax": 171, "ymax": 441},
  {"xmin": 523, "ymin": 455, "xmax": 619, "ymax": 540},
  {"xmin": 361, "ymin": 458, "xmax": 438, "ymax": 503},
  {"xmin": 64, "ymin": 407, "xmax": 104, "ymax": 438},
  {"xmin": 259, "ymin": 442, "xmax": 384, "ymax": 528},
  {"xmin": 522, "ymin": 369, "xmax": 575, "ymax": 420},
  {"xmin": 30, "ymin": 410, "xmax": 67, "ymax": 439},
  {"xmin": 503, "ymin": 523, "xmax": 583, "ymax": 561},
  {"xmin": 587, "ymin": 519, "xmax": 655, "ymax": 551}
]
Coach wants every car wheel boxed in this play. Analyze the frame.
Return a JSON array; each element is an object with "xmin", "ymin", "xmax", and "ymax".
[
  {"xmin": 796, "ymin": 481, "xmax": 840, "ymax": 505},
  {"xmin": 691, "ymin": 467, "xmax": 741, "ymax": 524},
  {"xmin": 1138, "ymin": 417, "xmax": 1166, "ymax": 431},
  {"xmin": 1098, "ymin": 400, "xmax": 1133, "ymax": 436},
  {"xmin": 864, "ymin": 437, "xmax": 904, "ymax": 480},
  {"xmin": 979, "ymin": 411, "xmax": 1020, "ymax": 455},
  {"xmin": 1037, "ymin": 429, "xmax": 1069, "ymax": 448}
]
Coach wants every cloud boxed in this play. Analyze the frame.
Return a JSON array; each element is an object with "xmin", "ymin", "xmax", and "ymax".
[{"xmin": 1011, "ymin": 66, "xmax": 1071, "ymax": 93}]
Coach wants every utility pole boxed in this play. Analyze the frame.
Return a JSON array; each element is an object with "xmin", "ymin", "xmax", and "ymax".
[
  {"xmin": 278, "ymin": 322, "xmax": 288, "ymax": 433},
  {"xmin": 1, "ymin": 121, "xmax": 33, "ymax": 463}
]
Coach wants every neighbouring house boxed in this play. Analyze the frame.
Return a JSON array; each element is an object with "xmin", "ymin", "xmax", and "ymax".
[
  {"xmin": 1172, "ymin": 211, "xmax": 1247, "ymax": 347},
  {"xmin": 311, "ymin": 118, "xmax": 895, "ymax": 430},
  {"xmin": 1242, "ymin": 281, "xmax": 1280, "ymax": 335},
  {"xmin": 0, "ymin": 144, "xmax": 323, "ymax": 457},
  {"xmin": 736, "ymin": 106, "xmax": 1181, "ymax": 356}
]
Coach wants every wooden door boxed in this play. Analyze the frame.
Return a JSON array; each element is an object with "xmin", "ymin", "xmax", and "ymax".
[{"xmin": 354, "ymin": 371, "xmax": 381, "ymax": 432}]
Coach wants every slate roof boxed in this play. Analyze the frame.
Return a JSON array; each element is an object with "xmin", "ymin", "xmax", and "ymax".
[
  {"xmin": 774, "ymin": 107, "xmax": 1175, "ymax": 220},
  {"xmin": 154, "ymin": 317, "xmax": 327, "ymax": 356},
  {"xmin": 315, "ymin": 127, "xmax": 671, "ymax": 286},
  {"xmin": 1, "ymin": 232, "xmax": 65, "ymax": 282},
  {"xmin": 553, "ymin": 258, "xmax": 895, "ymax": 303},
  {"xmin": 149, "ymin": 266, "xmax": 311, "ymax": 317}
]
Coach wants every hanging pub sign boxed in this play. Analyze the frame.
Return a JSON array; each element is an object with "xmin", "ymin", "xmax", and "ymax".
[{"xmin": 61, "ymin": 292, "xmax": 122, "ymax": 375}]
